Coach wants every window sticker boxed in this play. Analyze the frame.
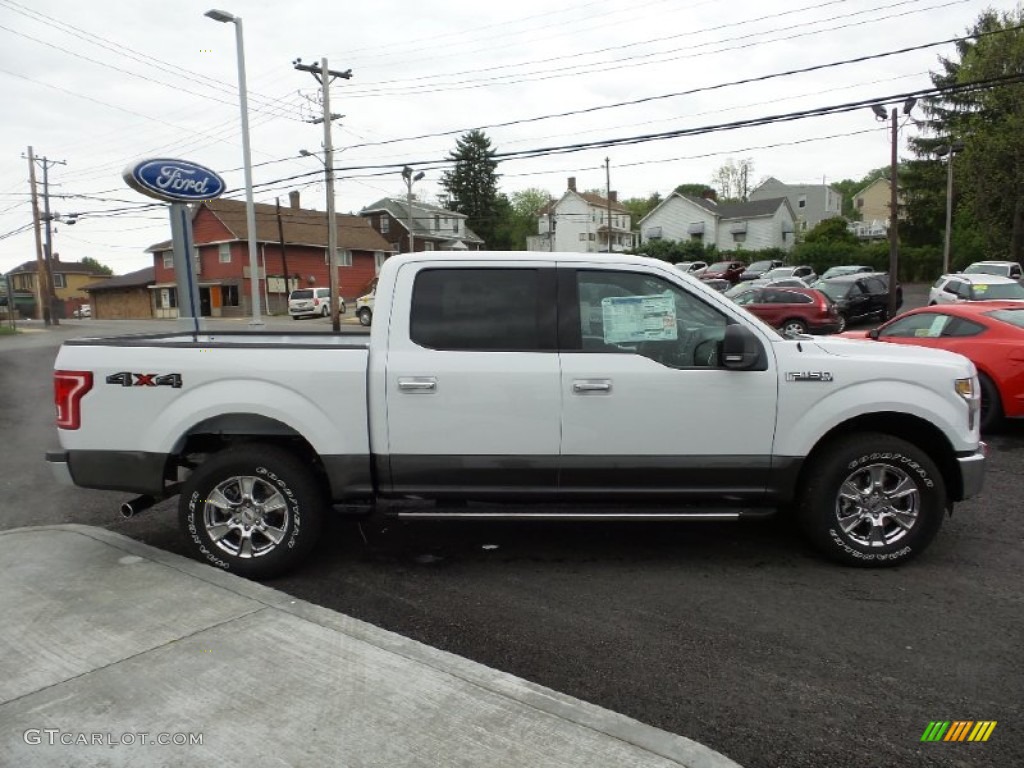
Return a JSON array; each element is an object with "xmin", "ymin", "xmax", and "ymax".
[
  {"xmin": 602, "ymin": 293, "xmax": 678, "ymax": 343},
  {"xmin": 974, "ymin": 284, "xmax": 990, "ymax": 293},
  {"xmin": 915, "ymin": 315, "xmax": 949, "ymax": 337}
]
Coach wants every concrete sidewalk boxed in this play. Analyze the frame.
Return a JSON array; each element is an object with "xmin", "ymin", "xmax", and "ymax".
[{"xmin": 0, "ymin": 525, "xmax": 741, "ymax": 768}]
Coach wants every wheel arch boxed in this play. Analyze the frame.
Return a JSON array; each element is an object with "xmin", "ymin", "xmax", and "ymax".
[{"xmin": 797, "ymin": 412, "xmax": 961, "ymax": 501}]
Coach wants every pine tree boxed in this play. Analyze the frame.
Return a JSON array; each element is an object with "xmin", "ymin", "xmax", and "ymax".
[{"xmin": 440, "ymin": 130, "xmax": 501, "ymax": 247}]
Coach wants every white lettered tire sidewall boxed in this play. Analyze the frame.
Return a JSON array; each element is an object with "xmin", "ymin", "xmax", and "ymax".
[
  {"xmin": 179, "ymin": 445, "xmax": 323, "ymax": 579},
  {"xmin": 799, "ymin": 433, "xmax": 946, "ymax": 567}
]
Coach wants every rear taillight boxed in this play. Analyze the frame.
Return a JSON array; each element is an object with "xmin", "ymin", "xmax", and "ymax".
[
  {"xmin": 313, "ymin": 298, "xmax": 319, "ymax": 306},
  {"xmin": 54, "ymin": 370, "xmax": 93, "ymax": 430}
]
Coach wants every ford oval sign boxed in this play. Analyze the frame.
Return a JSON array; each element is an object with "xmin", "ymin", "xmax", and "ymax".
[{"xmin": 123, "ymin": 158, "xmax": 226, "ymax": 203}]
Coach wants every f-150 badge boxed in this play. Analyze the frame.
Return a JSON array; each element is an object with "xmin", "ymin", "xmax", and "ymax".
[
  {"xmin": 106, "ymin": 372, "xmax": 183, "ymax": 388},
  {"xmin": 786, "ymin": 371, "xmax": 833, "ymax": 382}
]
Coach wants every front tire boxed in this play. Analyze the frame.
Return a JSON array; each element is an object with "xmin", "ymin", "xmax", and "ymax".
[
  {"xmin": 358, "ymin": 307, "xmax": 372, "ymax": 326},
  {"xmin": 321, "ymin": 305, "xmax": 329, "ymax": 317},
  {"xmin": 978, "ymin": 372, "xmax": 1003, "ymax": 433},
  {"xmin": 179, "ymin": 444, "xmax": 324, "ymax": 579},
  {"xmin": 798, "ymin": 433, "xmax": 946, "ymax": 566},
  {"xmin": 780, "ymin": 318, "xmax": 808, "ymax": 336}
]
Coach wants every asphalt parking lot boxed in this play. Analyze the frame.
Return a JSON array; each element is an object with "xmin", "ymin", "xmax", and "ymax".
[{"xmin": 2, "ymin": 290, "xmax": 1021, "ymax": 768}]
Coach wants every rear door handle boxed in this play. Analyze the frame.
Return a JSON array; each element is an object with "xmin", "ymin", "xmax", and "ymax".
[
  {"xmin": 398, "ymin": 377, "xmax": 437, "ymax": 393},
  {"xmin": 572, "ymin": 379, "xmax": 612, "ymax": 394}
]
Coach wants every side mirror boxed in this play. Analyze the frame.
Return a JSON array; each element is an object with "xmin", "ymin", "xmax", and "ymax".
[
  {"xmin": 722, "ymin": 324, "xmax": 765, "ymax": 370},
  {"xmin": 868, "ymin": 328, "xmax": 880, "ymax": 340}
]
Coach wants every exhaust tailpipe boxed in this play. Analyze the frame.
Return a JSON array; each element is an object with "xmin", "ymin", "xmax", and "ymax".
[{"xmin": 120, "ymin": 495, "xmax": 157, "ymax": 519}]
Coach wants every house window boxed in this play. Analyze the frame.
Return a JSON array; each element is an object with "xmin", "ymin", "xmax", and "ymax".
[
  {"xmin": 219, "ymin": 243, "xmax": 231, "ymax": 263},
  {"xmin": 220, "ymin": 285, "xmax": 239, "ymax": 306},
  {"xmin": 324, "ymin": 249, "xmax": 354, "ymax": 266},
  {"xmin": 798, "ymin": 196, "xmax": 807, "ymax": 209},
  {"xmin": 855, "ymin": 198, "xmax": 864, "ymax": 209},
  {"xmin": 160, "ymin": 288, "xmax": 177, "ymax": 309},
  {"xmin": 434, "ymin": 215, "xmax": 440, "ymax": 231},
  {"xmin": 579, "ymin": 233, "xmax": 587, "ymax": 241},
  {"xmin": 163, "ymin": 253, "xmax": 173, "ymax": 269},
  {"xmin": 379, "ymin": 215, "xmax": 389, "ymax": 234},
  {"xmin": 453, "ymin": 220, "xmax": 459, "ymax": 234},
  {"xmin": 424, "ymin": 242, "xmax": 435, "ymax": 251},
  {"xmin": 53, "ymin": 273, "xmax": 67, "ymax": 288},
  {"xmin": 589, "ymin": 233, "xmax": 596, "ymax": 241},
  {"xmin": 192, "ymin": 246, "xmax": 201, "ymax": 275},
  {"xmin": 691, "ymin": 233, "xmax": 703, "ymax": 242},
  {"xmin": 733, "ymin": 232, "xmax": 747, "ymax": 243}
]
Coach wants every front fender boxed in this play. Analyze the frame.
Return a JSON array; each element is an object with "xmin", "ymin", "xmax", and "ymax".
[{"xmin": 775, "ymin": 379, "xmax": 974, "ymax": 458}]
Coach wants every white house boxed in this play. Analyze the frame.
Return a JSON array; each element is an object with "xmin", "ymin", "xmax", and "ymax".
[
  {"xmin": 526, "ymin": 177, "xmax": 635, "ymax": 253},
  {"xmin": 638, "ymin": 192, "xmax": 796, "ymax": 252}
]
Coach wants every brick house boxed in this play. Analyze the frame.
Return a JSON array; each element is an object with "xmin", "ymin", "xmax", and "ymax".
[
  {"xmin": 80, "ymin": 267, "xmax": 155, "ymax": 320},
  {"xmin": 359, "ymin": 198, "xmax": 484, "ymax": 253},
  {"xmin": 146, "ymin": 193, "xmax": 395, "ymax": 318}
]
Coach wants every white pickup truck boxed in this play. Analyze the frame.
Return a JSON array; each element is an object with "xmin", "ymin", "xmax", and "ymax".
[{"xmin": 48, "ymin": 252, "xmax": 987, "ymax": 578}]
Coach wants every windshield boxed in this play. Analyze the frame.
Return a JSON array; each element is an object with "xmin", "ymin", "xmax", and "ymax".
[
  {"xmin": 707, "ymin": 262, "xmax": 733, "ymax": 271},
  {"xmin": 762, "ymin": 268, "xmax": 791, "ymax": 280},
  {"xmin": 816, "ymin": 281, "xmax": 849, "ymax": 301},
  {"xmin": 970, "ymin": 282, "xmax": 1024, "ymax": 300},
  {"xmin": 724, "ymin": 283, "xmax": 756, "ymax": 299},
  {"xmin": 290, "ymin": 290, "xmax": 313, "ymax": 299},
  {"xmin": 985, "ymin": 308, "xmax": 1024, "ymax": 328},
  {"xmin": 964, "ymin": 263, "xmax": 1009, "ymax": 276},
  {"xmin": 746, "ymin": 261, "xmax": 772, "ymax": 271}
]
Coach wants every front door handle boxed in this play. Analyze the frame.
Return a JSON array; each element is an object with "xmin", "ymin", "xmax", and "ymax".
[
  {"xmin": 572, "ymin": 379, "xmax": 612, "ymax": 394},
  {"xmin": 398, "ymin": 377, "xmax": 437, "ymax": 393}
]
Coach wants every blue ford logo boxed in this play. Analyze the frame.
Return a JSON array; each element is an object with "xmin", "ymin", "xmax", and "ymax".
[{"xmin": 123, "ymin": 158, "xmax": 226, "ymax": 202}]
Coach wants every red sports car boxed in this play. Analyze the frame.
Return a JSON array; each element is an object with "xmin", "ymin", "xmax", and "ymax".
[{"xmin": 839, "ymin": 301, "xmax": 1024, "ymax": 432}]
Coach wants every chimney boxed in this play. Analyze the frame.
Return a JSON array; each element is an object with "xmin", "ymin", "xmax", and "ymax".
[
  {"xmin": 288, "ymin": 190, "xmax": 300, "ymax": 210},
  {"xmin": 567, "ymin": 177, "xmax": 576, "ymax": 192},
  {"xmin": 701, "ymin": 189, "xmax": 718, "ymax": 203},
  {"xmin": 609, "ymin": 191, "xmax": 618, "ymax": 203}
]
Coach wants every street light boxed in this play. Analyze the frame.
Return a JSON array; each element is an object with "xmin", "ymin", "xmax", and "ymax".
[
  {"xmin": 870, "ymin": 99, "xmax": 915, "ymax": 319},
  {"xmin": 934, "ymin": 140, "xmax": 965, "ymax": 275},
  {"xmin": 401, "ymin": 166, "xmax": 424, "ymax": 253},
  {"xmin": 205, "ymin": 8, "xmax": 263, "ymax": 327}
]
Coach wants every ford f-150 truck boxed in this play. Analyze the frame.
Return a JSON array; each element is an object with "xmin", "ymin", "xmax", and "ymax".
[{"xmin": 48, "ymin": 252, "xmax": 987, "ymax": 578}]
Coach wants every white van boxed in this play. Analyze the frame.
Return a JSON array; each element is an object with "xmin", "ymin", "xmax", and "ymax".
[{"xmin": 288, "ymin": 288, "xmax": 346, "ymax": 319}]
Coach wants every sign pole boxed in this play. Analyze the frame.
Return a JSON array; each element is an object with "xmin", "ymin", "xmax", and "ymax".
[{"xmin": 169, "ymin": 202, "xmax": 202, "ymax": 336}]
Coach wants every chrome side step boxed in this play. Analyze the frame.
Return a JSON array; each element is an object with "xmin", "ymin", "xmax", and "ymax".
[{"xmin": 394, "ymin": 511, "xmax": 746, "ymax": 521}]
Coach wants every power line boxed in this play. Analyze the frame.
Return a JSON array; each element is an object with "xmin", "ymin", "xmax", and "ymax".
[{"xmin": 341, "ymin": 0, "xmax": 966, "ymax": 97}]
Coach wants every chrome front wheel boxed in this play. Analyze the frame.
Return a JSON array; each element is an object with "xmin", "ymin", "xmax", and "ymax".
[{"xmin": 834, "ymin": 463, "xmax": 920, "ymax": 548}]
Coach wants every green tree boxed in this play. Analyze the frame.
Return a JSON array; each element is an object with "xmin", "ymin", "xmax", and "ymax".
[
  {"xmin": 802, "ymin": 216, "xmax": 859, "ymax": 245},
  {"xmin": 440, "ymin": 129, "xmax": 502, "ymax": 248},
  {"xmin": 621, "ymin": 192, "xmax": 662, "ymax": 225},
  {"xmin": 491, "ymin": 188, "xmax": 552, "ymax": 250},
  {"xmin": 80, "ymin": 256, "xmax": 113, "ymax": 275},
  {"xmin": 911, "ymin": 9, "xmax": 1024, "ymax": 261},
  {"xmin": 673, "ymin": 183, "xmax": 711, "ymax": 197}
]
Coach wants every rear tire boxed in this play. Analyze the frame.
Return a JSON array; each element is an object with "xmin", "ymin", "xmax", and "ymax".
[
  {"xmin": 321, "ymin": 305, "xmax": 329, "ymax": 317},
  {"xmin": 798, "ymin": 433, "xmax": 946, "ymax": 566},
  {"xmin": 358, "ymin": 307, "xmax": 372, "ymax": 326},
  {"xmin": 978, "ymin": 372, "xmax": 1003, "ymax": 433},
  {"xmin": 179, "ymin": 444, "xmax": 324, "ymax": 579}
]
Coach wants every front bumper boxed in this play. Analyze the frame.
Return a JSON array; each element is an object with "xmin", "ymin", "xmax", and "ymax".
[{"xmin": 955, "ymin": 443, "xmax": 988, "ymax": 501}]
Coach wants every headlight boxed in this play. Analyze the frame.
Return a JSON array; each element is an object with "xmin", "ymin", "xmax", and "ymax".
[{"xmin": 955, "ymin": 377, "xmax": 980, "ymax": 430}]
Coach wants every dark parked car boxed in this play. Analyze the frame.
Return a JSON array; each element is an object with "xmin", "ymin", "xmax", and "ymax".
[
  {"xmin": 731, "ymin": 286, "xmax": 842, "ymax": 335},
  {"xmin": 812, "ymin": 273, "xmax": 902, "ymax": 327},
  {"xmin": 701, "ymin": 260, "xmax": 747, "ymax": 285},
  {"xmin": 737, "ymin": 259, "xmax": 784, "ymax": 282}
]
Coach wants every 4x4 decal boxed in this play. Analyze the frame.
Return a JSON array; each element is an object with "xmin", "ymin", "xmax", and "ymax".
[{"xmin": 106, "ymin": 372, "xmax": 183, "ymax": 388}]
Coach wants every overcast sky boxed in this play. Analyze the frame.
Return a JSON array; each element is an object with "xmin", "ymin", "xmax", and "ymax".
[{"xmin": 0, "ymin": 0, "xmax": 998, "ymax": 275}]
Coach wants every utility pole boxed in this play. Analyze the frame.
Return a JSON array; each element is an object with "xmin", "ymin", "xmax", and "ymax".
[
  {"xmin": 295, "ymin": 57, "xmax": 352, "ymax": 333},
  {"xmin": 887, "ymin": 108, "xmax": 900, "ymax": 320},
  {"xmin": 548, "ymin": 197, "xmax": 555, "ymax": 252},
  {"xmin": 24, "ymin": 147, "xmax": 48, "ymax": 325},
  {"xmin": 605, "ymin": 157, "xmax": 613, "ymax": 253},
  {"xmin": 26, "ymin": 151, "xmax": 66, "ymax": 326},
  {"xmin": 276, "ymin": 198, "xmax": 293, "ymax": 306}
]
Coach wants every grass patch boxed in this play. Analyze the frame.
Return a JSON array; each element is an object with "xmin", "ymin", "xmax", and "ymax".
[{"xmin": 0, "ymin": 325, "xmax": 19, "ymax": 335}]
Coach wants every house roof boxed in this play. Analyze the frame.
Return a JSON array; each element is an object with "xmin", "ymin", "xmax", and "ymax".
[
  {"xmin": 680, "ymin": 195, "xmax": 790, "ymax": 219},
  {"xmin": 146, "ymin": 198, "xmax": 395, "ymax": 254},
  {"xmin": 81, "ymin": 266, "xmax": 155, "ymax": 292},
  {"xmin": 359, "ymin": 198, "xmax": 484, "ymax": 243},
  {"xmin": 5, "ymin": 258, "xmax": 111, "ymax": 276},
  {"xmin": 538, "ymin": 191, "xmax": 628, "ymax": 215},
  {"xmin": 853, "ymin": 177, "xmax": 892, "ymax": 198}
]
